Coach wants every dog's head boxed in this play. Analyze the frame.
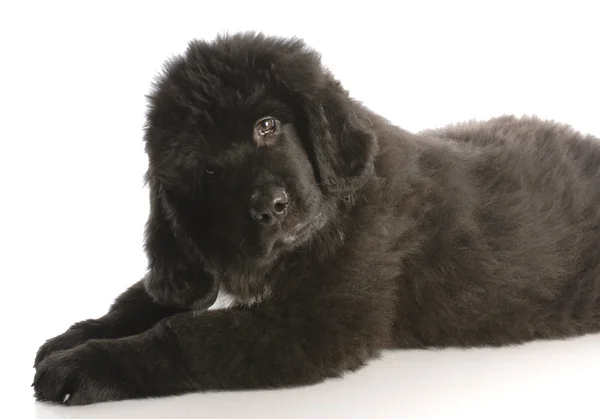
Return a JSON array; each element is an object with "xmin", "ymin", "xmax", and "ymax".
[{"xmin": 143, "ymin": 33, "xmax": 377, "ymax": 304}]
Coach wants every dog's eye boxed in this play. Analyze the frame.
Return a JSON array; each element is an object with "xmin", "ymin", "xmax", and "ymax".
[
  {"xmin": 255, "ymin": 117, "xmax": 276, "ymax": 136},
  {"xmin": 204, "ymin": 168, "xmax": 217, "ymax": 177}
]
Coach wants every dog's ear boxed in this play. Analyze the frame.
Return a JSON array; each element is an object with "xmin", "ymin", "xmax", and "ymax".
[
  {"xmin": 298, "ymin": 85, "xmax": 378, "ymax": 197},
  {"xmin": 142, "ymin": 181, "xmax": 217, "ymax": 309}
]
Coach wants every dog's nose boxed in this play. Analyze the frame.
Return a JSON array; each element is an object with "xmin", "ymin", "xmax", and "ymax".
[{"xmin": 249, "ymin": 186, "xmax": 289, "ymax": 225}]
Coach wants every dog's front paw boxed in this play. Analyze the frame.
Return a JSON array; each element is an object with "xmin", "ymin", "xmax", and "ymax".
[
  {"xmin": 33, "ymin": 342, "xmax": 126, "ymax": 405},
  {"xmin": 34, "ymin": 327, "xmax": 93, "ymax": 368}
]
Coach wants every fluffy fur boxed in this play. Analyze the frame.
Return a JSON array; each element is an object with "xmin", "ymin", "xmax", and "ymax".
[{"xmin": 33, "ymin": 33, "xmax": 600, "ymax": 405}]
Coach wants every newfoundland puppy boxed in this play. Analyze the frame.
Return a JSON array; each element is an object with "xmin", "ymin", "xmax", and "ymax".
[{"xmin": 33, "ymin": 32, "xmax": 600, "ymax": 405}]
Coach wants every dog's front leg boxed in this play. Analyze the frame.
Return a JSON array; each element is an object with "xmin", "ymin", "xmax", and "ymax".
[{"xmin": 33, "ymin": 299, "xmax": 384, "ymax": 405}]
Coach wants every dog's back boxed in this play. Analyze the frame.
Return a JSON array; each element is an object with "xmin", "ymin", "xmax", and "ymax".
[{"xmin": 376, "ymin": 116, "xmax": 600, "ymax": 347}]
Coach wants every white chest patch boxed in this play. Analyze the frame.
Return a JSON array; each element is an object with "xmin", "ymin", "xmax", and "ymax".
[
  {"xmin": 207, "ymin": 288, "xmax": 239, "ymax": 310},
  {"xmin": 206, "ymin": 286, "xmax": 271, "ymax": 311}
]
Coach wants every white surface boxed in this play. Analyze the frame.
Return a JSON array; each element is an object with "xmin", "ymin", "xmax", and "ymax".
[{"xmin": 1, "ymin": 1, "xmax": 599, "ymax": 418}]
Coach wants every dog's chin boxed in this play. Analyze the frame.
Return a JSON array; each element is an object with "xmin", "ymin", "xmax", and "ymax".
[
  {"xmin": 279, "ymin": 211, "xmax": 326, "ymax": 248},
  {"xmin": 240, "ymin": 241, "xmax": 277, "ymax": 265},
  {"xmin": 241, "ymin": 211, "xmax": 327, "ymax": 265}
]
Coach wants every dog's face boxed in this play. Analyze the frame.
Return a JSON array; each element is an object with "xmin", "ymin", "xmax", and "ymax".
[
  {"xmin": 197, "ymin": 116, "xmax": 326, "ymax": 262},
  {"xmin": 144, "ymin": 33, "xmax": 377, "ymax": 273},
  {"xmin": 158, "ymin": 105, "xmax": 326, "ymax": 264}
]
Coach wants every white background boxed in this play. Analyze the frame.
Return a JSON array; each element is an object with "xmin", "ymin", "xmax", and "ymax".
[{"xmin": 1, "ymin": 1, "xmax": 599, "ymax": 418}]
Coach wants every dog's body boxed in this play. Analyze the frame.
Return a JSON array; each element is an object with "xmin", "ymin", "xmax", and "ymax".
[{"xmin": 33, "ymin": 33, "xmax": 600, "ymax": 405}]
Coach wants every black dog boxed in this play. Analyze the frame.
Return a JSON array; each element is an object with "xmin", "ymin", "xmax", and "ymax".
[{"xmin": 33, "ymin": 32, "xmax": 600, "ymax": 405}]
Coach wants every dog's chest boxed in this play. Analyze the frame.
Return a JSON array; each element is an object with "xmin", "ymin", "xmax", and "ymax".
[
  {"xmin": 206, "ymin": 287, "xmax": 270, "ymax": 310},
  {"xmin": 207, "ymin": 288, "xmax": 239, "ymax": 310}
]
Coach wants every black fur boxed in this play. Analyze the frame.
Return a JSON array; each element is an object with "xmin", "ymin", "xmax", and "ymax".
[{"xmin": 33, "ymin": 32, "xmax": 600, "ymax": 405}]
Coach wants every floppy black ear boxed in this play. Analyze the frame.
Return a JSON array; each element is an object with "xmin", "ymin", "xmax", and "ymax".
[
  {"xmin": 300, "ymin": 87, "xmax": 378, "ymax": 197},
  {"xmin": 142, "ymin": 182, "xmax": 218, "ymax": 310}
]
